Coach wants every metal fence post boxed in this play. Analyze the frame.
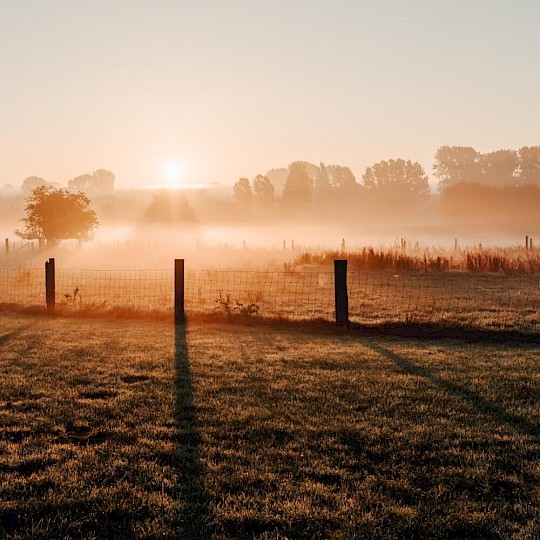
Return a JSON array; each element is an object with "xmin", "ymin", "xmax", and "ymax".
[
  {"xmin": 45, "ymin": 258, "xmax": 55, "ymax": 313},
  {"xmin": 175, "ymin": 259, "xmax": 185, "ymax": 324},
  {"xmin": 334, "ymin": 259, "xmax": 349, "ymax": 327}
]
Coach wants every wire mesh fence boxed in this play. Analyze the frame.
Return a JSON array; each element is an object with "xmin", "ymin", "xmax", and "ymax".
[{"xmin": 1, "ymin": 265, "xmax": 539, "ymax": 332}]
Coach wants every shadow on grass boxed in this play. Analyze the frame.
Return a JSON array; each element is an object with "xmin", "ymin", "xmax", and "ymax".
[
  {"xmin": 174, "ymin": 322, "xmax": 212, "ymax": 539},
  {"xmin": 367, "ymin": 342, "xmax": 539, "ymax": 439},
  {"xmin": 186, "ymin": 313, "xmax": 540, "ymax": 345},
  {"xmin": 4, "ymin": 304, "xmax": 540, "ymax": 344},
  {"xmin": 0, "ymin": 324, "xmax": 32, "ymax": 346}
]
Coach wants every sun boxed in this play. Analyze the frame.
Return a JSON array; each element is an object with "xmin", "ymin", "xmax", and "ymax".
[{"xmin": 164, "ymin": 161, "xmax": 185, "ymax": 187}]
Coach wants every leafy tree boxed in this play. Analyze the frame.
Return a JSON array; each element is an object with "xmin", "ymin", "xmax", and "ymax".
[
  {"xmin": 252, "ymin": 174, "xmax": 275, "ymax": 207},
  {"xmin": 480, "ymin": 149, "xmax": 519, "ymax": 187},
  {"xmin": 16, "ymin": 186, "xmax": 98, "ymax": 245},
  {"xmin": 144, "ymin": 191, "xmax": 196, "ymax": 223},
  {"xmin": 326, "ymin": 164, "xmax": 357, "ymax": 192},
  {"xmin": 314, "ymin": 163, "xmax": 332, "ymax": 197},
  {"xmin": 433, "ymin": 146, "xmax": 481, "ymax": 191},
  {"xmin": 282, "ymin": 161, "xmax": 313, "ymax": 205},
  {"xmin": 68, "ymin": 173, "xmax": 93, "ymax": 193},
  {"xmin": 265, "ymin": 167, "xmax": 288, "ymax": 194},
  {"xmin": 362, "ymin": 159, "xmax": 430, "ymax": 201},
  {"xmin": 295, "ymin": 161, "xmax": 319, "ymax": 181},
  {"xmin": 21, "ymin": 176, "xmax": 47, "ymax": 197},
  {"xmin": 68, "ymin": 169, "xmax": 115, "ymax": 196},
  {"xmin": 517, "ymin": 146, "xmax": 540, "ymax": 185},
  {"xmin": 233, "ymin": 177, "xmax": 253, "ymax": 205}
]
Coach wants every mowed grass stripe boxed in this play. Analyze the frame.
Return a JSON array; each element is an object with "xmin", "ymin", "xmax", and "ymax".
[{"xmin": 0, "ymin": 313, "xmax": 538, "ymax": 539}]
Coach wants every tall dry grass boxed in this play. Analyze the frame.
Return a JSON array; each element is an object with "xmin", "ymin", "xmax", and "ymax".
[{"xmin": 287, "ymin": 245, "xmax": 540, "ymax": 274}]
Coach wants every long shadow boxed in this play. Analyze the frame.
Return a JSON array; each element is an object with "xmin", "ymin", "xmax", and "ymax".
[
  {"xmin": 174, "ymin": 323, "xmax": 212, "ymax": 539},
  {"xmin": 366, "ymin": 341, "xmax": 539, "ymax": 440},
  {"xmin": 0, "ymin": 324, "xmax": 33, "ymax": 347},
  {"xmin": 188, "ymin": 312, "xmax": 540, "ymax": 344}
]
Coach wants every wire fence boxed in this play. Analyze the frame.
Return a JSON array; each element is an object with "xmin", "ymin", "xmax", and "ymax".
[{"xmin": 1, "ymin": 266, "xmax": 539, "ymax": 333}]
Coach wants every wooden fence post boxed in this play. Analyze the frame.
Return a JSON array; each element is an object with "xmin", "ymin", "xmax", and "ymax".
[
  {"xmin": 334, "ymin": 259, "xmax": 349, "ymax": 327},
  {"xmin": 526, "ymin": 235, "xmax": 529, "ymax": 251},
  {"xmin": 5, "ymin": 238, "xmax": 8, "ymax": 256},
  {"xmin": 45, "ymin": 258, "xmax": 55, "ymax": 313},
  {"xmin": 175, "ymin": 259, "xmax": 185, "ymax": 324}
]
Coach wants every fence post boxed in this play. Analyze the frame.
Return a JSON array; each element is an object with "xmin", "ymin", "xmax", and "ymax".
[
  {"xmin": 175, "ymin": 259, "xmax": 185, "ymax": 324},
  {"xmin": 45, "ymin": 258, "xmax": 55, "ymax": 313},
  {"xmin": 334, "ymin": 259, "xmax": 349, "ymax": 327},
  {"xmin": 5, "ymin": 238, "xmax": 8, "ymax": 256},
  {"xmin": 526, "ymin": 235, "xmax": 529, "ymax": 251}
]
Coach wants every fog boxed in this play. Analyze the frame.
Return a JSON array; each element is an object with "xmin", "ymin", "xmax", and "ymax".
[
  {"xmin": 3, "ymin": 152, "xmax": 540, "ymax": 270},
  {"xmin": 2, "ymin": 190, "xmax": 537, "ymax": 271}
]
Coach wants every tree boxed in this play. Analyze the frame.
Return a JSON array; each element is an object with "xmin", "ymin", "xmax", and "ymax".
[
  {"xmin": 16, "ymin": 186, "xmax": 98, "ymax": 245},
  {"xmin": 362, "ymin": 159, "xmax": 430, "ymax": 201},
  {"xmin": 314, "ymin": 163, "xmax": 332, "ymax": 197},
  {"xmin": 233, "ymin": 177, "xmax": 253, "ymax": 205},
  {"xmin": 68, "ymin": 173, "xmax": 93, "ymax": 193},
  {"xmin": 433, "ymin": 146, "xmax": 481, "ymax": 191},
  {"xmin": 68, "ymin": 169, "xmax": 115, "ymax": 196},
  {"xmin": 282, "ymin": 161, "xmax": 313, "ymax": 205},
  {"xmin": 517, "ymin": 146, "xmax": 540, "ymax": 185},
  {"xmin": 252, "ymin": 174, "xmax": 275, "ymax": 207},
  {"xmin": 144, "ymin": 191, "xmax": 196, "ymax": 223},
  {"xmin": 265, "ymin": 167, "xmax": 288, "ymax": 194},
  {"xmin": 21, "ymin": 176, "xmax": 47, "ymax": 197},
  {"xmin": 326, "ymin": 164, "xmax": 357, "ymax": 192},
  {"xmin": 480, "ymin": 149, "xmax": 519, "ymax": 187}
]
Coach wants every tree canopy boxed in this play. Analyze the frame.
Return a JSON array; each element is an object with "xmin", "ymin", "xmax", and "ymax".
[
  {"xmin": 232, "ymin": 177, "xmax": 253, "ymax": 205},
  {"xmin": 282, "ymin": 162, "xmax": 313, "ymax": 205},
  {"xmin": 326, "ymin": 164, "xmax": 357, "ymax": 192},
  {"xmin": 67, "ymin": 169, "xmax": 115, "ymax": 196},
  {"xmin": 144, "ymin": 191, "xmax": 196, "ymax": 223},
  {"xmin": 252, "ymin": 175, "xmax": 275, "ymax": 207},
  {"xmin": 481, "ymin": 150, "xmax": 519, "ymax": 187},
  {"xmin": 362, "ymin": 159, "xmax": 430, "ymax": 201},
  {"xmin": 21, "ymin": 176, "xmax": 48, "ymax": 197},
  {"xmin": 518, "ymin": 146, "xmax": 540, "ymax": 185},
  {"xmin": 434, "ymin": 145, "xmax": 540, "ymax": 190},
  {"xmin": 433, "ymin": 146, "xmax": 481, "ymax": 191},
  {"xmin": 16, "ymin": 186, "xmax": 98, "ymax": 245}
]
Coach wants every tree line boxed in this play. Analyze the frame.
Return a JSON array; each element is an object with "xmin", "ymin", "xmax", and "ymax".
[
  {"xmin": 20, "ymin": 169, "xmax": 115, "ymax": 197},
  {"xmin": 233, "ymin": 145, "xmax": 540, "ymax": 210},
  {"xmin": 11, "ymin": 145, "xmax": 540, "ymax": 245},
  {"xmin": 434, "ymin": 146, "xmax": 540, "ymax": 190},
  {"xmin": 233, "ymin": 159, "xmax": 431, "ymax": 209}
]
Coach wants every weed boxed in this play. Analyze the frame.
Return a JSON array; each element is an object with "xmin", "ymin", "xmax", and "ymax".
[
  {"xmin": 215, "ymin": 291, "xmax": 234, "ymax": 318},
  {"xmin": 234, "ymin": 301, "xmax": 260, "ymax": 318},
  {"xmin": 215, "ymin": 291, "xmax": 259, "ymax": 319},
  {"xmin": 63, "ymin": 287, "xmax": 80, "ymax": 307}
]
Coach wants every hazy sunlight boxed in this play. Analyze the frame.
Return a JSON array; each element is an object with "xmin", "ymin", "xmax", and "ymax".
[{"xmin": 164, "ymin": 161, "xmax": 185, "ymax": 188}]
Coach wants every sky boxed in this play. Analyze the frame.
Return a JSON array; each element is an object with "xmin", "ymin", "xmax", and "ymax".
[{"xmin": 1, "ymin": 0, "xmax": 539, "ymax": 190}]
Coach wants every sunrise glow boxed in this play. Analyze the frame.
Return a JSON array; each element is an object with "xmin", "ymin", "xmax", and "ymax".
[{"xmin": 164, "ymin": 161, "xmax": 185, "ymax": 188}]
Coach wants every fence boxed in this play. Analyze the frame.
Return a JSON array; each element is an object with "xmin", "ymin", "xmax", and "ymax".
[{"xmin": 1, "ymin": 260, "xmax": 540, "ymax": 333}]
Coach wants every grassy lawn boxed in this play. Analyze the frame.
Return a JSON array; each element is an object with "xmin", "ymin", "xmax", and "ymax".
[{"xmin": 0, "ymin": 313, "xmax": 539, "ymax": 539}]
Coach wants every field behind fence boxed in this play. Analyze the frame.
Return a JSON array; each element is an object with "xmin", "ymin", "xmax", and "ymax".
[{"xmin": 1, "ymin": 263, "xmax": 540, "ymax": 333}]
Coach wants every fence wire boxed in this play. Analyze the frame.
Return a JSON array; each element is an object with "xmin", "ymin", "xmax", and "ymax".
[{"xmin": 1, "ymin": 267, "xmax": 539, "ymax": 332}]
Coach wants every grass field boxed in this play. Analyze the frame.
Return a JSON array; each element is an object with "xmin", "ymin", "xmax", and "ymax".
[
  {"xmin": 0, "ymin": 313, "xmax": 539, "ymax": 539},
  {"xmin": 2, "ymin": 266, "xmax": 540, "ymax": 334}
]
